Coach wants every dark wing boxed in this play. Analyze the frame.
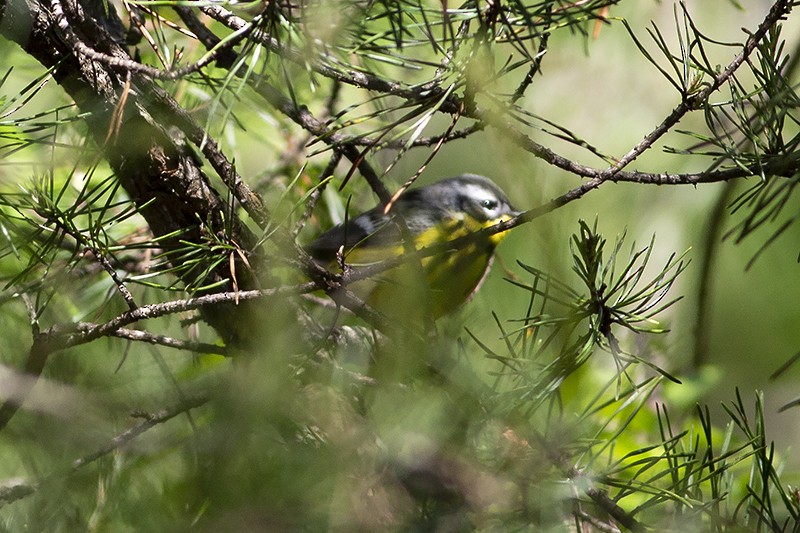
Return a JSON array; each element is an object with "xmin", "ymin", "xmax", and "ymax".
[{"xmin": 305, "ymin": 206, "xmax": 400, "ymax": 263}]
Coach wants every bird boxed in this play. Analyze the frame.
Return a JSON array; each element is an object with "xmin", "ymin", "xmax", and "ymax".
[{"xmin": 306, "ymin": 174, "xmax": 520, "ymax": 319}]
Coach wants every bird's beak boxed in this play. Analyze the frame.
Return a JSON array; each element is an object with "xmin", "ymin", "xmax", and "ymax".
[{"xmin": 486, "ymin": 212, "xmax": 519, "ymax": 245}]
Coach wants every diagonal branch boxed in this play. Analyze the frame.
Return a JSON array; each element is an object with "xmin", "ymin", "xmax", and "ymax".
[
  {"xmin": 204, "ymin": 0, "xmax": 794, "ymax": 192},
  {"xmin": 603, "ymin": 0, "xmax": 794, "ymax": 179},
  {"xmin": 109, "ymin": 328, "xmax": 230, "ymax": 356}
]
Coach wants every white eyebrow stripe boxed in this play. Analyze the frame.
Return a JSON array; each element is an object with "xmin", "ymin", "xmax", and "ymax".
[
  {"xmin": 464, "ymin": 183, "xmax": 494, "ymax": 198},
  {"xmin": 462, "ymin": 183, "xmax": 496, "ymax": 202}
]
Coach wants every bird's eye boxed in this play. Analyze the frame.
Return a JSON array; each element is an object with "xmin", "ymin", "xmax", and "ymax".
[{"xmin": 480, "ymin": 199, "xmax": 498, "ymax": 210}]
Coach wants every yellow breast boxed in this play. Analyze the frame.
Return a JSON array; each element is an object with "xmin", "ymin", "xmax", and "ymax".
[{"xmin": 339, "ymin": 215, "xmax": 511, "ymax": 319}]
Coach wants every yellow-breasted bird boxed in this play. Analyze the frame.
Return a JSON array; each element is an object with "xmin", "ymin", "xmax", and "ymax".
[{"xmin": 306, "ymin": 174, "xmax": 520, "ymax": 319}]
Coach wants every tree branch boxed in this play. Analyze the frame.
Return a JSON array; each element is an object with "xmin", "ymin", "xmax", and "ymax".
[
  {"xmin": 50, "ymin": 0, "xmax": 258, "ymax": 81},
  {"xmin": 69, "ymin": 394, "xmax": 210, "ymax": 472},
  {"xmin": 205, "ymin": 0, "xmax": 795, "ymax": 193},
  {"xmin": 109, "ymin": 328, "xmax": 229, "ymax": 356}
]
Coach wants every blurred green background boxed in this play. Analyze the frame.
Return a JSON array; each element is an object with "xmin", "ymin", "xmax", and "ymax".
[{"xmin": 1, "ymin": 0, "xmax": 800, "ymax": 528}]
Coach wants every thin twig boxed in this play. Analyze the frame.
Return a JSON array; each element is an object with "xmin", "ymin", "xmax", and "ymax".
[
  {"xmin": 511, "ymin": 23, "xmax": 550, "ymax": 104},
  {"xmin": 50, "ymin": 0, "xmax": 259, "ymax": 80},
  {"xmin": 109, "ymin": 328, "xmax": 229, "ymax": 356},
  {"xmin": 199, "ymin": 5, "xmax": 450, "ymax": 110},
  {"xmin": 583, "ymin": 485, "xmax": 645, "ymax": 533},
  {"xmin": 529, "ymin": 428, "xmax": 647, "ymax": 532},
  {"xmin": 172, "ymin": 5, "xmax": 238, "ymax": 68},
  {"xmin": 82, "ymin": 247, "xmax": 137, "ymax": 311},
  {"xmin": 0, "ymin": 394, "xmax": 208, "ymax": 505},
  {"xmin": 165, "ymin": 7, "xmax": 391, "ymax": 204},
  {"xmin": 248, "ymin": 82, "xmax": 391, "ymax": 203},
  {"xmin": 292, "ymin": 151, "xmax": 342, "ymax": 238},
  {"xmin": 69, "ymin": 395, "xmax": 210, "ymax": 472},
  {"xmin": 385, "ymin": 107, "xmax": 464, "ymax": 213},
  {"xmin": 602, "ymin": 0, "xmax": 794, "ymax": 180},
  {"xmin": 200, "ymin": 1, "xmax": 797, "ymax": 192},
  {"xmin": 573, "ymin": 509, "xmax": 622, "ymax": 533},
  {"xmin": 342, "ymin": 123, "xmax": 485, "ymax": 150},
  {"xmin": 0, "ymin": 283, "xmax": 307, "ymax": 431},
  {"xmin": 65, "ymin": 283, "xmax": 317, "ymax": 349},
  {"xmin": 43, "ymin": 207, "xmax": 139, "ymax": 310}
]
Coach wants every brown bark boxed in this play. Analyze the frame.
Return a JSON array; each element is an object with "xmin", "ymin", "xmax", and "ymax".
[{"xmin": 0, "ymin": 0, "xmax": 260, "ymax": 343}]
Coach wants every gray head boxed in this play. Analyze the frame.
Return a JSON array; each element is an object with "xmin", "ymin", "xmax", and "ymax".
[
  {"xmin": 307, "ymin": 173, "xmax": 519, "ymax": 261},
  {"xmin": 398, "ymin": 174, "xmax": 520, "ymax": 228}
]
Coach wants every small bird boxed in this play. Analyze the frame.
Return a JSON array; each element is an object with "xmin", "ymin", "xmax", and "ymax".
[{"xmin": 306, "ymin": 174, "xmax": 520, "ymax": 319}]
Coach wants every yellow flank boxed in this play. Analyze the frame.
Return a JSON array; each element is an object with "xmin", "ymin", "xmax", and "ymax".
[{"xmin": 334, "ymin": 214, "xmax": 513, "ymax": 318}]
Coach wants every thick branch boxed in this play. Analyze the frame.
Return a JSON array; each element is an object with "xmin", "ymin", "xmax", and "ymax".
[
  {"xmin": 0, "ymin": 0, "xmax": 274, "ymax": 429},
  {"xmin": 0, "ymin": 0, "xmax": 262, "ymax": 333}
]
